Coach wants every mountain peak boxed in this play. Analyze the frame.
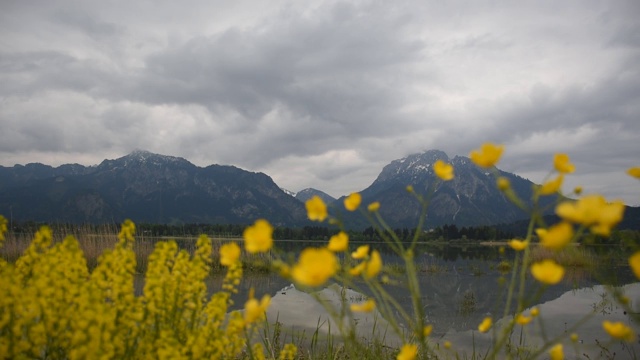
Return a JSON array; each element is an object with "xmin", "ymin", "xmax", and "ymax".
[
  {"xmin": 375, "ymin": 149, "xmax": 450, "ymax": 183},
  {"xmin": 125, "ymin": 149, "xmax": 183, "ymax": 162},
  {"xmin": 295, "ymin": 188, "xmax": 336, "ymax": 204}
]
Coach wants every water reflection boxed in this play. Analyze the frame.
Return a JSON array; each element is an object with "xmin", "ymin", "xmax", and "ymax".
[{"xmin": 131, "ymin": 242, "xmax": 639, "ymax": 354}]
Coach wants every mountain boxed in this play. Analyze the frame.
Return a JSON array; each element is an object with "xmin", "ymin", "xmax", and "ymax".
[
  {"xmin": 337, "ymin": 150, "xmax": 558, "ymax": 229},
  {"xmin": 0, "ymin": 149, "xmax": 637, "ymax": 231},
  {"xmin": 295, "ymin": 188, "xmax": 336, "ymax": 204},
  {"xmin": 0, "ymin": 150, "xmax": 307, "ymax": 226}
]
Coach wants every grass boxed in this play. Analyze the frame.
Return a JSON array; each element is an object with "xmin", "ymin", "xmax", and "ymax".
[
  {"xmin": 0, "ymin": 227, "xmax": 274, "ymax": 274},
  {"xmin": 529, "ymin": 244, "xmax": 600, "ymax": 268}
]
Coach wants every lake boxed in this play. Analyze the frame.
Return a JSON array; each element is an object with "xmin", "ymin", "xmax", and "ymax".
[{"xmin": 200, "ymin": 242, "xmax": 640, "ymax": 358}]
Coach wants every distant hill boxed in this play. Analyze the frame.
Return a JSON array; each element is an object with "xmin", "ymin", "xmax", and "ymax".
[{"xmin": 295, "ymin": 188, "xmax": 336, "ymax": 204}]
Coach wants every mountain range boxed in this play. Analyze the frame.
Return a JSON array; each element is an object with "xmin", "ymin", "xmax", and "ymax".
[{"xmin": 0, "ymin": 149, "xmax": 637, "ymax": 231}]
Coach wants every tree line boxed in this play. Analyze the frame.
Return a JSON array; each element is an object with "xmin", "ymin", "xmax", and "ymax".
[{"xmin": 8, "ymin": 220, "xmax": 639, "ymax": 245}]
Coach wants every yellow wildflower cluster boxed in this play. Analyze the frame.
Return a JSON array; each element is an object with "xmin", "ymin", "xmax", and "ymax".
[{"xmin": 0, "ymin": 219, "xmax": 293, "ymax": 359}]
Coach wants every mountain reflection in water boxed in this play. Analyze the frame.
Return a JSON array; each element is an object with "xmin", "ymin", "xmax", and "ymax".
[{"xmin": 132, "ymin": 243, "xmax": 640, "ymax": 355}]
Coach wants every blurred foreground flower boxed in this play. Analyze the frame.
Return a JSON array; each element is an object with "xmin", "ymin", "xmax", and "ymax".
[
  {"xmin": 478, "ymin": 317, "xmax": 492, "ymax": 333},
  {"xmin": 539, "ymin": 175, "xmax": 564, "ymax": 195},
  {"xmin": 344, "ymin": 192, "xmax": 361, "ymax": 211},
  {"xmin": 556, "ymin": 194, "xmax": 625, "ymax": 236},
  {"xmin": 352, "ymin": 245, "xmax": 370, "ymax": 259},
  {"xmin": 328, "ymin": 231, "xmax": 349, "ymax": 252},
  {"xmin": 350, "ymin": 299, "xmax": 376, "ymax": 312},
  {"xmin": 515, "ymin": 314, "xmax": 532, "ymax": 325},
  {"xmin": 397, "ymin": 343, "xmax": 418, "ymax": 360},
  {"xmin": 305, "ymin": 195, "xmax": 328, "ymax": 222},
  {"xmin": 549, "ymin": 343, "xmax": 564, "ymax": 360},
  {"xmin": 538, "ymin": 222, "xmax": 574, "ymax": 250},
  {"xmin": 627, "ymin": 167, "xmax": 640, "ymax": 179},
  {"xmin": 243, "ymin": 219, "xmax": 274, "ymax": 253},
  {"xmin": 291, "ymin": 247, "xmax": 337, "ymax": 287},
  {"xmin": 629, "ymin": 251, "xmax": 640, "ymax": 279},
  {"xmin": 244, "ymin": 290, "xmax": 271, "ymax": 324},
  {"xmin": 469, "ymin": 143, "xmax": 504, "ymax": 168},
  {"xmin": 220, "ymin": 242, "xmax": 241, "ymax": 266},
  {"xmin": 554, "ymin": 153, "xmax": 575, "ymax": 174},
  {"xmin": 433, "ymin": 160, "xmax": 454, "ymax": 181},
  {"xmin": 531, "ymin": 259, "xmax": 565, "ymax": 285},
  {"xmin": 508, "ymin": 239, "xmax": 528, "ymax": 251},
  {"xmin": 602, "ymin": 320, "xmax": 635, "ymax": 342}
]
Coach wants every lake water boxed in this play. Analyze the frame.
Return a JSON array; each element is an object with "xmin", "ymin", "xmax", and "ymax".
[
  {"xmin": 125, "ymin": 240, "xmax": 640, "ymax": 357},
  {"xmin": 204, "ymin": 243, "xmax": 640, "ymax": 358}
]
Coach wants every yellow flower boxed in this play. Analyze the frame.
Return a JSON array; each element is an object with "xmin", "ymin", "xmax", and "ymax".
[
  {"xmin": 531, "ymin": 260, "xmax": 565, "ymax": 285},
  {"xmin": 243, "ymin": 219, "xmax": 274, "ymax": 253},
  {"xmin": 244, "ymin": 291, "xmax": 271, "ymax": 324},
  {"xmin": 539, "ymin": 175, "xmax": 564, "ymax": 195},
  {"xmin": 350, "ymin": 299, "xmax": 376, "ymax": 312},
  {"xmin": 497, "ymin": 177, "xmax": 510, "ymax": 191},
  {"xmin": 508, "ymin": 239, "xmax": 528, "ymax": 251},
  {"xmin": 0, "ymin": 215, "xmax": 7, "ymax": 243},
  {"xmin": 291, "ymin": 247, "xmax": 338, "ymax": 287},
  {"xmin": 406, "ymin": 185, "xmax": 414, "ymax": 193},
  {"xmin": 629, "ymin": 251, "xmax": 640, "ymax": 280},
  {"xmin": 273, "ymin": 260, "xmax": 291, "ymax": 278},
  {"xmin": 603, "ymin": 321, "xmax": 635, "ymax": 342},
  {"xmin": 628, "ymin": 167, "xmax": 640, "ymax": 179},
  {"xmin": 352, "ymin": 245, "xmax": 370, "ymax": 259},
  {"xmin": 423, "ymin": 324, "xmax": 433, "ymax": 337},
  {"xmin": 554, "ymin": 153, "xmax": 575, "ymax": 174},
  {"xmin": 350, "ymin": 262, "xmax": 365, "ymax": 276},
  {"xmin": 279, "ymin": 344, "xmax": 297, "ymax": 360},
  {"xmin": 305, "ymin": 195, "xmax": 328, "ymax": 222},
  {"xmin": 469, "ymin": 143, "xmax": 504, "ymax": 168},
  {"xmin": 478, "ymin": 317, "xmax": 492, "ymax": 333},
  {"xmin": 535, "ymin": 228, "xmax": 547, "ymax": 238},
  {"xmin": 344, "ymin": 192, "xmax": 362, "ymax": 211},
  {"xmin": 220, "ymin": 242, "xmax": 241, "ymax": 266},
  {"xmin": 444, "ymin": 341, "xmax": 452, "ymax": 349},
  {"xmin": 530, "ymin": 307, "xmax": 539, "ymax": 317},
  {"xmin": 570, "ymin": 333, "xmax": 579, "ymax": 342},
  {"xmin": 364, "ymin": 250, "xmax": 382, "ymax": 279},
  {"xmin": 574, "ymin": 186, "xmax": 583, "ymax": 195},
  {"xmin": 515, "ymin": 314, "xmax": 532, "ymax": 325},
  {"xmin": 549, "ymin": 343, "xmax": 564, "ymax": 360},
  {"xmin": 556, "ymin": 195, "xmax": 625, "ymax": 236},
  {"xmin": 368, "ymin": 201, "xmax": 381, "ymax": 212},
  {"xmin": 539, "ymin": 222, "xmax": 574, "ymax": 250},
  {"xmin": 433, "ymin": 160, "xmax": 454, "ymax": 181},
  {"xmin": 328, "ymin": 231, "xmax": 349, "ymax": 252},
  {"xmin": 397, "ymin": 344, "xmax": 418, "ymax": 360}
]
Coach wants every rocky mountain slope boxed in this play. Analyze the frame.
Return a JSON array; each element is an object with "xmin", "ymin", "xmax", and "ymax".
[
  {"xmin": 0, "ymin": 150, "xmax": 306, "ymax": 226},
  {"xmin": 337, "ymin": 150, "xmax": 557, "ymax": 229}
]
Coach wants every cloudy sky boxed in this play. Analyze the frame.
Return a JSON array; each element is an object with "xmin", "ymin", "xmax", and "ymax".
[{"xmin": 1, "ymin": 0, "xmax": 639, "ymax": 205}]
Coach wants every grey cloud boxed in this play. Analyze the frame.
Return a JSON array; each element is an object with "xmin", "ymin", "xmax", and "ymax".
[
  {"xmin": 1, "ymin": 0, "xmax": 639, "ymax": 204},
  {"xmin": 53, "ymin": 9, "xmax": 122, "ymax": 40}
]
